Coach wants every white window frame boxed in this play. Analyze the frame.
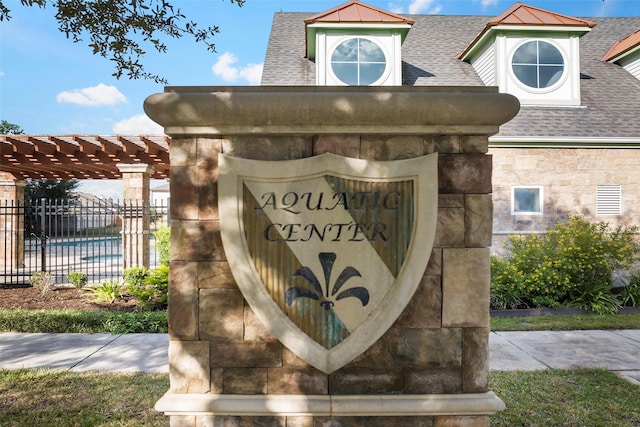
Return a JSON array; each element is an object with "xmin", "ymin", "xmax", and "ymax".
[
  {"xmin": 511, "ymin": 186, "xmax": 544, "ymax": 215},
  {"xmin": 495, "ymin": 33, "xmax": 582, "ymax": 106},
  {"xmin": 314, "ymin": 29, "xmax": 404, "ymax": 86},
  {"xmin": 596, "ymin": 184, "xmax": 622, "ymax": 216},
  {"xmin": 509, "ymin": 39, "xmax": 568, "ymax": 94},
  {"xmin": 327, "ymin": 35, "xmax": 391, "ymax": 86}
]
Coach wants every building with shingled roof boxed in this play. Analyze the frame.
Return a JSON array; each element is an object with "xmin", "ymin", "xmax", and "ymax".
[{"xmin": 262, "ymin": 0, "xmax": 640, "ymax": 250}]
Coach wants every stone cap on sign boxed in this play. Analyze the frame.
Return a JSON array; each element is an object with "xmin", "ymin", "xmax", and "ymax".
[{"xmin": 144, "ymin": 86, "xmax": 520, "ymax": 137}]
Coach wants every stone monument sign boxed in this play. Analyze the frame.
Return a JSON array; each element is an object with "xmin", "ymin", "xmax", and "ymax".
[{"xmin": 144, "ymin": 86, "xmax": 519, "ymax": 427}]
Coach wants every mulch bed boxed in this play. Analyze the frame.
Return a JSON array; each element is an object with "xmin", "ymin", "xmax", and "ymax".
[{"xmin": 0, "ymin": 285, "xmax": 138, "ymax": 312}]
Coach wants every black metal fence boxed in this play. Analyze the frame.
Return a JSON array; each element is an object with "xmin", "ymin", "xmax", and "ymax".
[{"xmin": 0, "ymin": 198, "xmax": 169, "ymax": 287}]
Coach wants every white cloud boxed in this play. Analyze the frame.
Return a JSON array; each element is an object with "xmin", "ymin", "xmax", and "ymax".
[
  {"xmin": 56, "ymin": 83, "xmax": 128, "ymax": 107},
  {"xmin": 212, "ymin": 52, "xmax": 239, "ymax": 81},
  {"xmin": 77, "ymin": 180, "xmax": 123, "ymax": 200},
  {"xmin": 112, "ymin": 114, "xmax": 163, "ymax": 134},
  {"xmin": 408, "ymin": 0, "xmax": 436, "ymax": 14},
  {"xmin": 0, "ymin": 71, "xmax": 5, "ymax": 77},
  {"xmin": 388, "ymin": 3, "xmax": 404, "ymax": 13},
  {"xmin": 212, "ymin": 52, "xmax": 263, "ymax": 85},
  {"xmin": 239, "ymin": 63, "xmax": 264, "ymax": 86},
  {"xmin": 481, "ymin": 0, "xmax": 499, "ymax": 7}
]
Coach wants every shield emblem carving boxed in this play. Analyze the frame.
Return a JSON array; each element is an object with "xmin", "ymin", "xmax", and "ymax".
[{"xmin": 218, "ymin": 153, "xmax": 438, "ymax": 374}]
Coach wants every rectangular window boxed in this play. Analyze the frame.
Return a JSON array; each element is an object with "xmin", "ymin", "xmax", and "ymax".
[
  {"xmin": 512, "ymin": 186, "xmax": 543, "ymax": 215},
  {"xmin": 596, "ymin": 185, "xmax": 621, "ymax": 215}
]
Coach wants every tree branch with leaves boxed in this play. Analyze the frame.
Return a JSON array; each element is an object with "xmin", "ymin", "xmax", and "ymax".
[
  {"xmin": 1, "ymin": 120, "xmax": 24, "ymax": 135},
  {"xmin": 0, "ymin": 0, "xmax": 246, "ymax": 84}
]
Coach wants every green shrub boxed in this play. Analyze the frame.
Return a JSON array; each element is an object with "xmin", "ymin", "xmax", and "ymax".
[
  {"xmin": 630, "ymin": 270, "xmax": 640, "ymax": 287},
  {"xmin": 67, "ymin": 271, "xmax": 88, "ymax": 288},
  {"xmin": 29, "ymin": 271, "xmax": 54, "ymax": 295},
  {"xmin": 101, "ymin": 310, "xmax": 168, "ymax": 334},
  {"xmin": 0, "ymin": 309, "xmax": 168, "ymax": 333},
  {"xmin": 490, "ymin": 256, "xmax": 524, "ymax": 309},
  {"xmin": 570, "ymin": 282, "xmax": 622, "ymax": 314},
  {"xmin": 617, "ymin": 271, "xmax": 640, "ymax": 307},
  {"xmin": 92, "ymin": 279, "xmax": 123, "ymax": 304},
  {"xmin": 124, "ymin": 266, "xmax": 150, "ymax": 287},
  {"xmin": 491, "ymin": 216, "xmax": 640, "ymax": 312},
  {"xmin": 153, "ymin": 226, "xmax": 170, "ymax": 267},
  {"xmin": 145, "ymin": 265, "xmax": 169, "ymax": 308},
  {"xmin": 126, "ymin": 265, "xmax": 168, "ymax": 310}
]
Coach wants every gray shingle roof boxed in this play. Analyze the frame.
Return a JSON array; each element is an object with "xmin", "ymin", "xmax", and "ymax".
[
  {"xmin": 262, "ymin": 13, "xmax": 315, "ymax": 87},
  {"xmin": 262, "ymin": 12, "xmax": 640, "ymax": 140}
]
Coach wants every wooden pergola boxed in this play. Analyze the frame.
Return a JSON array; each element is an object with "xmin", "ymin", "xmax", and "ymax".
[{"xmin": 0, "ymin": 135, "xmax": 170, "ymax": 180}]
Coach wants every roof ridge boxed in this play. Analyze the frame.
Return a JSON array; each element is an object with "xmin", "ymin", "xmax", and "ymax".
[
  {"xmin": 489, "ymin": 2, "xmax": 597, "ymax": 27},
  {"xmin": 602, "ymin": 28, "xmax": 640, "ymax": 62},
  {"xmin": 304, "ymin": 0, "xmax": 414, "ymax": 24},
  {"xmin": 457, "ymin": 2, "xmax": 596, "ymax": 60}
]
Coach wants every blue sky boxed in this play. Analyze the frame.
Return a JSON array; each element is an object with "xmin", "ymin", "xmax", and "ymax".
[{"xmin": 1, "ymin": 0, "xmax": 639, "ymax": 198}]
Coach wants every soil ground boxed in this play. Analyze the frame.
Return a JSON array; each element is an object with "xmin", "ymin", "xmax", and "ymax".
[{"xmin": 0, "ymin": 285, "xmax": 138, "ymax": 312}]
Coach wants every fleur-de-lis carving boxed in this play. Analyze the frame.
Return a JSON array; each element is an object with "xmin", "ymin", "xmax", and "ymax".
[{"xmin": 285, "ymin": 252, "xmax": 369, "ymax": 310}]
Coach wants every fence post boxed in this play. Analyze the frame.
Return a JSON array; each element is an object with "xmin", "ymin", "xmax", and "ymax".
[{"xmin": 39, "ymin": 198, "xmax": 47, "ymax": 272}]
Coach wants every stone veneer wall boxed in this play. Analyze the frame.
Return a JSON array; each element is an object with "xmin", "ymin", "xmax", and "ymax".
[
  {"xmin": 117, "ymin": 164, "xmax": 155, "ymax": 269},
  {"xmin": 491, "ymin": 147, "xmax": 640, "ymax": 252},
  {"xmin": 145, "ymin": 87, "xmax": 519, "ymax": 427},
  {"xmin": 0, "ymin": 177, "xmax": 25, "ymax": 268}
]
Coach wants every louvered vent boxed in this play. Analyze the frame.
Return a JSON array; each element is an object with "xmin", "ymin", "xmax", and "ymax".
[{"xmin": 596, "ymin": 185, "xmax": 621, "ymax": 215}]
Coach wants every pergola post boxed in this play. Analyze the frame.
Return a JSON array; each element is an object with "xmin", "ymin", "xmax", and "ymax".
[
  {"xmin": 117, "ymin": 164, "xmax": 155, "ymax": 270},
  {"xmin": 0, "ymin": 178, "xmax": 26, "ymax": 270}
]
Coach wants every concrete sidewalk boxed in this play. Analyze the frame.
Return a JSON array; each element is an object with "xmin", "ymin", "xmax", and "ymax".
[
  {"xmin": 489, "ymin": 330, "xmax": 640, "ymax": 385},
  {"xmin": 0, "ymin": 330, "xmax": 639, "ymax": 385},
  {"xmin": 0, "ymin": 333, "xmax": 168, "ymax": 373}
]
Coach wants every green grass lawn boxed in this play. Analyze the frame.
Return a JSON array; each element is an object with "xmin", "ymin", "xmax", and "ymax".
[
  {"xmin": 490, "ymin": 369, "xmax": 640, "ymax": 426},
  {"xmin": 0, "ymin": 369, "xmax": 169, "ymax": 426},
  {"xmin": 1, "ymin": 310, "xmax": 639, "ymax": 425},
  {"xmin": 1, "ymin": 369, "xmax": 638, "ymax": 426},
  {"xmin": 1, "ymin": 308, "xmax": 638, "ymax": 334},
  {"xmin": 490, "ymin": 311, "xmax": 640, "ymax": 331}
]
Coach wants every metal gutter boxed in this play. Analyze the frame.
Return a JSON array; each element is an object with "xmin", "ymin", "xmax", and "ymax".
[{"xmin": 489, "ymin": 136, "xmax": 640, "ymax": 148}]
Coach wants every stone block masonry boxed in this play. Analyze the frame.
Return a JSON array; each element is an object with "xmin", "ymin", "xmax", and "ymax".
[
  {"xmin": 144, "ymin": 86, "xmax": 519, "ymax": 427},
  {"xmin": 491, "ymin": 147, "xmax": 640, "ymax": 252}
]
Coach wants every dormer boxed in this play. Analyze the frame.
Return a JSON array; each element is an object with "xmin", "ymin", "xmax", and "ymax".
[
  {"xmin": 458, "ymin": 3, "xmax": 596, "ymax": 106},
  {"xmin": 305, "ymin": 0, "xmax": 414, "ymax": 86},
  {"xmin": 602, "ymin": 29, "xmax": 640, "ymax": 81}
]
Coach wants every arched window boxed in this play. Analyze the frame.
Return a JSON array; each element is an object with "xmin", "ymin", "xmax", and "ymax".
[
  {"xmin": 512, "ymin": 40, "xmax": 564, "ymax": 89},
  {"xmin": 331, "ymin": 38, "xmax": 387, "ymax": 86}
]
